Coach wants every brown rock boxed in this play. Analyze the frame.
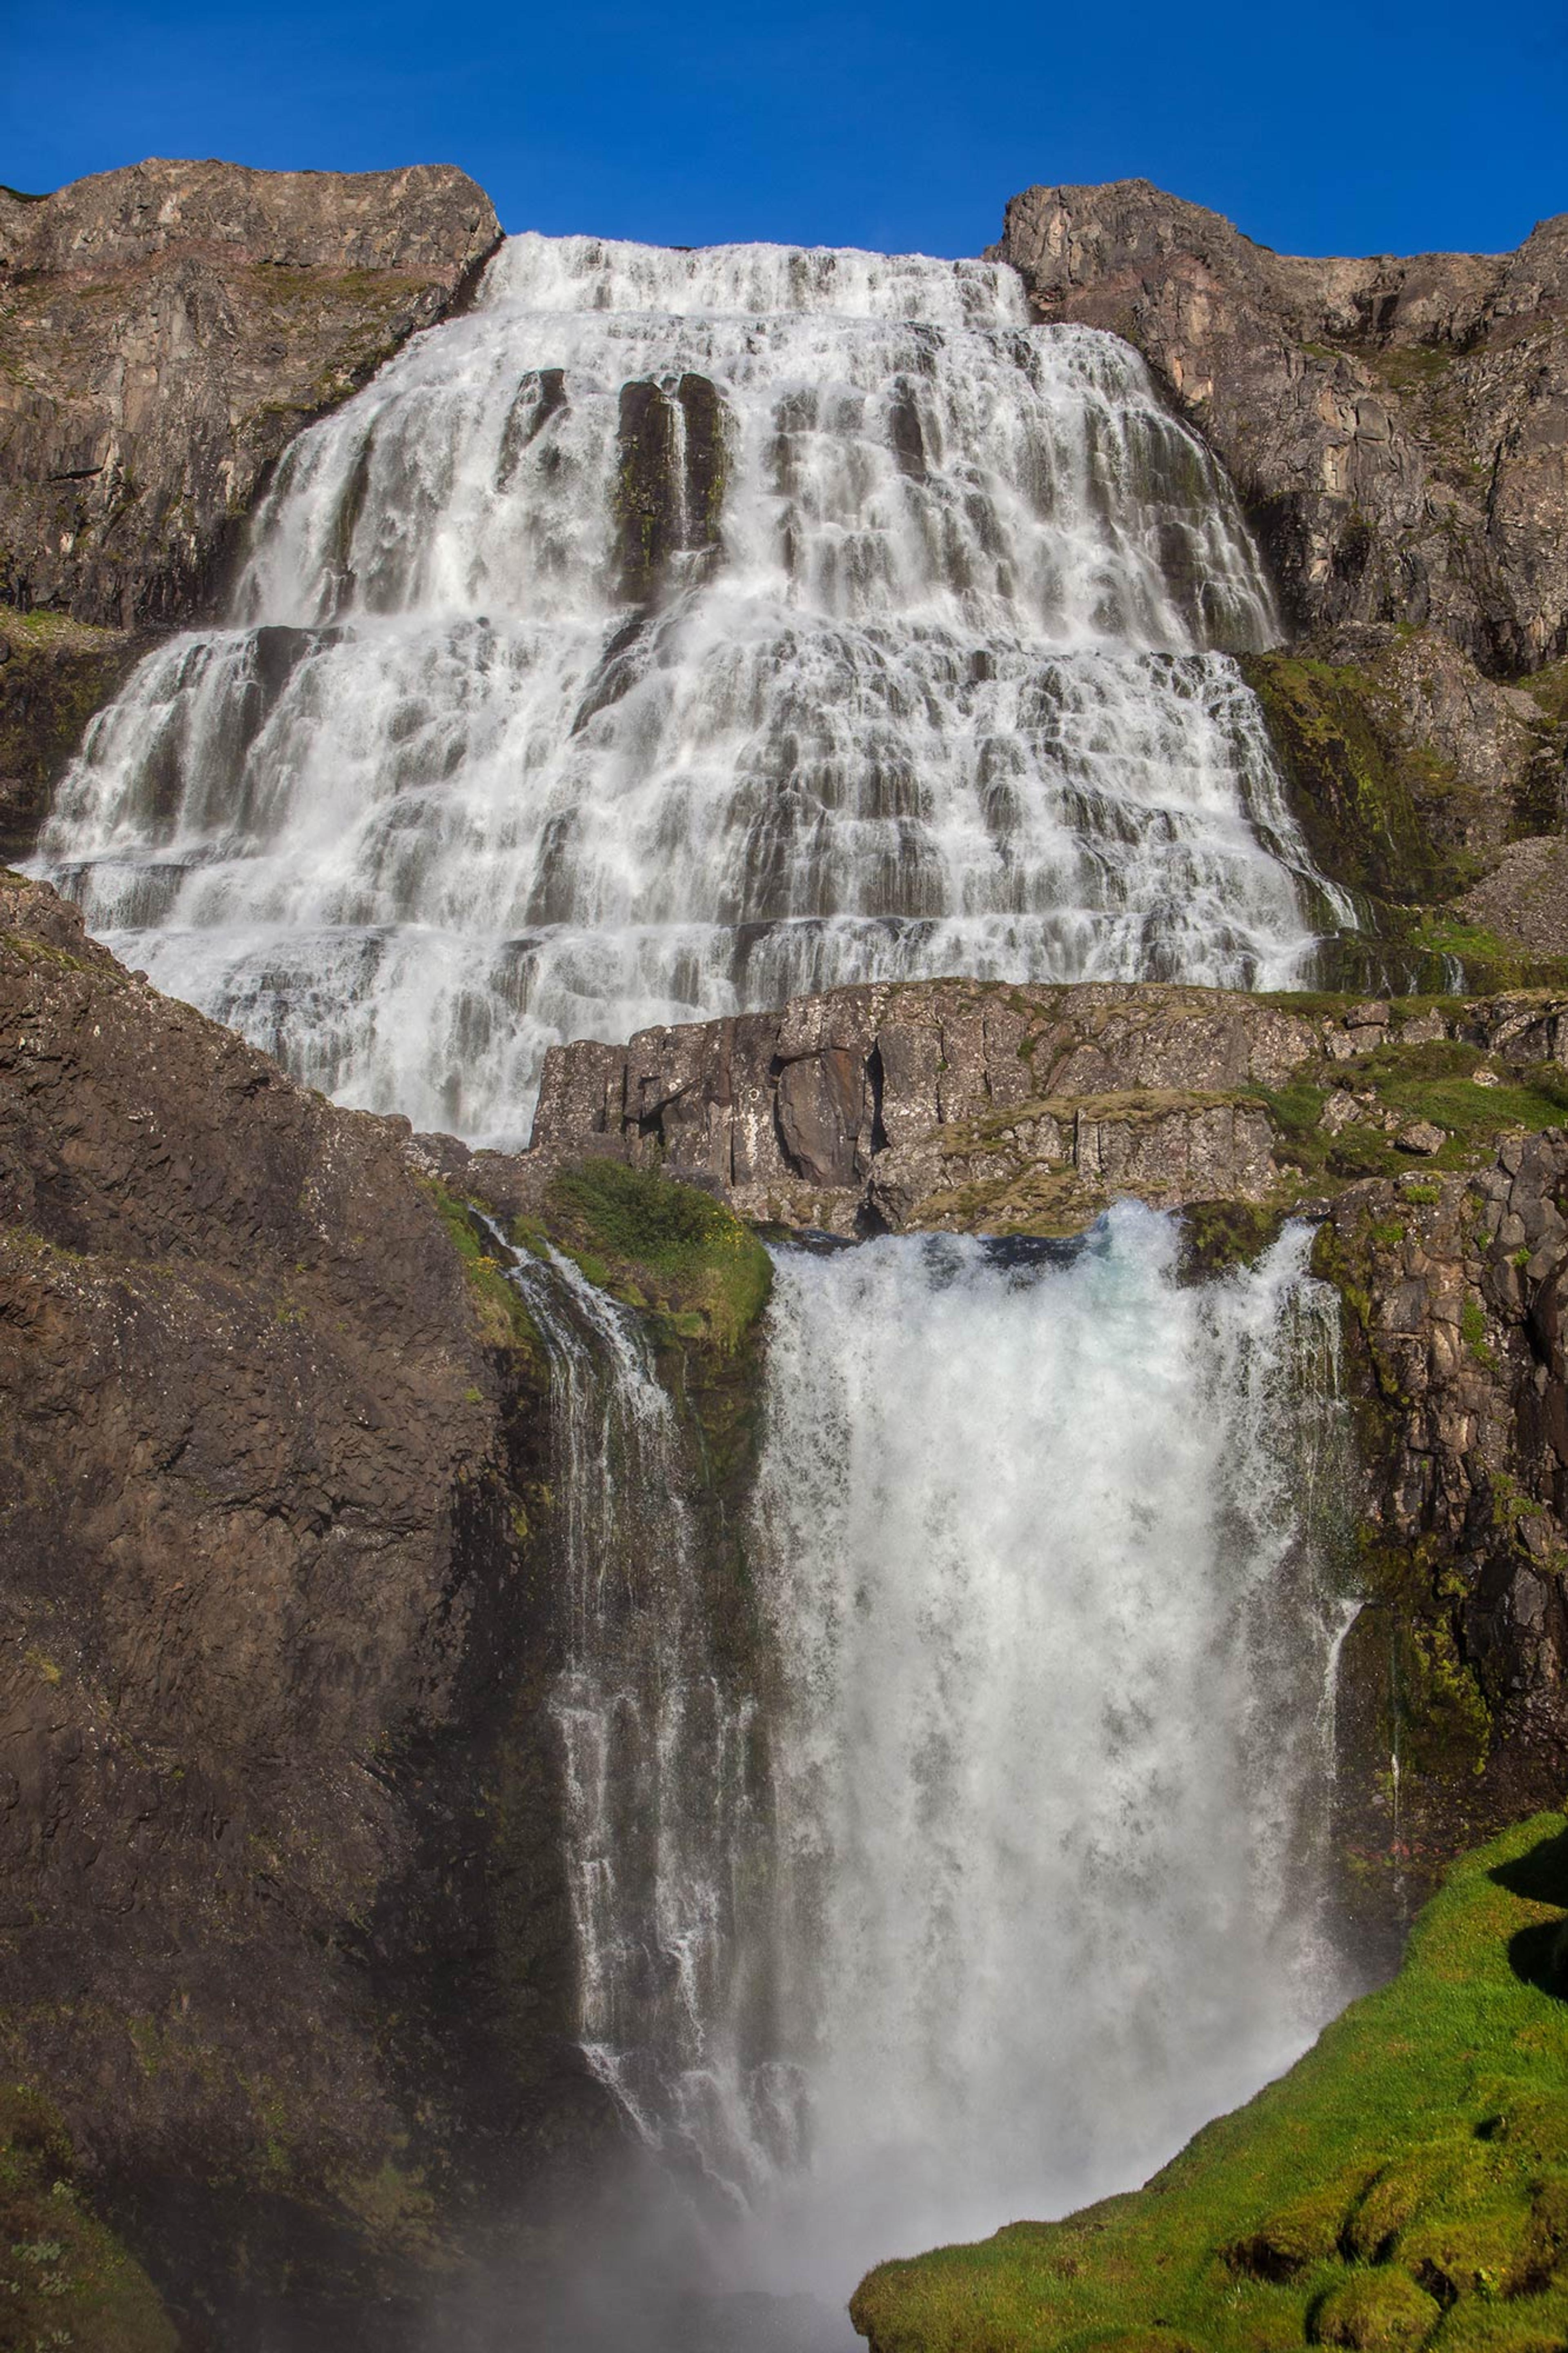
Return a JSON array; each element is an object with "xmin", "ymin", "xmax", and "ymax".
[
  {"xmin": 0, "ymin": 158, "xmax": 501, "ymax": 627},
  {"xmin": 997, "ymin": 179, "xmax": 1568, "ymax": 676},
  {"xmin": 0, "ymin": 871, "xmax": 593, "ymax": 2341}
]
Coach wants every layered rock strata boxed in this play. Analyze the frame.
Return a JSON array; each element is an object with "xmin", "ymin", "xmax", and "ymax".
[{"xmin": 527, "ymin": 977, "xmax": 1568, "ymax": 1237}]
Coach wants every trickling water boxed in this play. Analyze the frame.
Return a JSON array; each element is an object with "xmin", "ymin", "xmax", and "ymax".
[
  {"xmin": 511, "ymin": 1245, "xmax": 771, "ymax": 2190},
  {"xmin": 516, "ymin": 1205, "xmax": 1355, "ymax": 2324},
  {"xmin": 36, "ymin": 235, "xmax": 1348, "ymax": 1143}
]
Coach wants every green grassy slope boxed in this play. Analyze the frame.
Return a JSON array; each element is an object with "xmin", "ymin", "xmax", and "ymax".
[{"xmin": 852, "ymin": 1813, "xmax": 1568, "ymax": 2353}]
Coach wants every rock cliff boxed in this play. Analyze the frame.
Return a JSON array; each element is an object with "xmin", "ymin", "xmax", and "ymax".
[
  {"xmin": 528, "ymin": 976, "xmax": 1568, "ymax": 1239},
  {"xmin": 0, "ymin": 158, "xmax": 501, "ymax": 628},
  {"xmin": 0, "ymin": 869, "xmax": 601, "ymax": 2345},
  {"xmin": 997, "ymin": 182, "xmax": 1568, "ymax": 956},
  {"xmin": 997, "ymin": 179, "xmax": 1568, "ymax": 678}
]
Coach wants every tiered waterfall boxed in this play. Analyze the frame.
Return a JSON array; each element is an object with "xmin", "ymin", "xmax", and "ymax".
[{"xmin": 36, "ymin": 234, "xmax": 1345, "ymax": 1142}]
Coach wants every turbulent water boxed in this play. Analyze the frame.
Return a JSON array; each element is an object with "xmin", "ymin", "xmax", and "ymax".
[
  {"xmin": 36, "ymin": 234, "xmax": 1347, "ymax": 1142},
  {"xmin": 515, "ymin": 1205, "xmax": 1355, "ymax": 2326}
]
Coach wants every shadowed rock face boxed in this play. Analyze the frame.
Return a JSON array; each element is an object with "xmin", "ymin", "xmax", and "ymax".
[
  {"xmin": 0, "ymin": 871, "xmax": 600, "ymax": 2347},
  {"xmin": 0, "ymin": 158, "xmax": 501, "ymax": 627},
  {"xmin": 996, "ymin": 180, "xmax": 1568, "ymax": 677}
]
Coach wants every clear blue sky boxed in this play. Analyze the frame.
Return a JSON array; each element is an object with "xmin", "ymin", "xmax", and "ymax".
[{"xmin": 4, "ymin": 0, "xmax": 1565, "ymax": 260}]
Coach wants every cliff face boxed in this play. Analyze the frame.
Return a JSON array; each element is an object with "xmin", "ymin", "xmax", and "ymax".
[
  {"xmin": 1318, "ymin": 1149, "xmax": 1568, "ymax": 1912},
  {"xmin": 0, "ymin": 871, "xmax": 601, "ymax": 2345},
  {"xmin": 528, "ymin": 976, "xmax": 1568, "ymax": 1239},
  {"xmin": 0, "ymin": 159, "xmax": 501, "ymax": 628},
  {"xmin": 998, "ymin": 180, "xmax": 1568, "ymax": 678}
]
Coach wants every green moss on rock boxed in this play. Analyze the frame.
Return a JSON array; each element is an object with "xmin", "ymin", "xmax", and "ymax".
[
  {"xmin": 0, "ymin": 2087, "xmax": 177, "ymax": 2353},
  {"xmin": 543, "ymin": 1160, "xmax": 772, "ymax": 1356},
  {"xmin": 851, "ymin": 1813, "xmax": 1568, "ymax": 2353},
  {"xmin": 1242, "ymin": 651, "xmax": 1465, "ymax": 906}
]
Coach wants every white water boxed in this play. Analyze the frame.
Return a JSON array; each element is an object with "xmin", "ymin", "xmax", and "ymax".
[
  {"xmin": 36, "ymin": 234, "xmax": 1347, "ymax": 1144},
  {"xmin": 517, "ymin": 1206, "xmax": 1355, "ymax": 2322},
  {"xmin": 510, "ymin": 1246, "xmax": 770, "ymax": 2188}
]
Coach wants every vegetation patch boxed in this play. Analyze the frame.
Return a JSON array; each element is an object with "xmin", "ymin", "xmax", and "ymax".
[
  {"xmin": 543, "ymin": 1159, "xmax": 772, "ymax": 1354},
  {"xmin": 0, "ymin": 2085, "xmax": 176, "ymax": 2352},
  {"xmin": 421, "ymin": 1178, "xmax": 543, "ymax": 1358},
  {"xmin": 1241, "ymin": 651, "xmax": 1466, "ymax": 906},
  {"xmin": 851, "ymin": 1812, "xmax": 1568, "ymax": 2353}
]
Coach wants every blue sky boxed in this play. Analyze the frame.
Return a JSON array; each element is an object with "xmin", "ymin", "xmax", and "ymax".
[{"xmin": 4, "ymin": 0, "xmax": 1565, "ymax": 260}]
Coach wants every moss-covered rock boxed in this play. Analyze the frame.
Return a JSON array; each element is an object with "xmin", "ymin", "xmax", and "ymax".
[
  {"xmin": 0, "ymin": 610, "xmax": 159, "ymax": 859},
  {"xmin": 851, "ymin": 1813, "xmax": 1568, "ymax": 2353},
  {"xmin": 541, "ymin": 1160, "xmax": 772, "ymax": 1358},
  {"xmin": 0, "ymin": 2087, "xmax": 176, "ymax": 2353},
  {"xmin": 1242, "ymin": 648, "xmax": 1466, "ymax": 907}
]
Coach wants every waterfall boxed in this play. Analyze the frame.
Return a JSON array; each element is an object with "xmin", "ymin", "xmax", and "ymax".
[
  {"xmin": 511, "ymin": 1246, "xmax": 773, "ymax": 2191},
  {"xmin": 518, "ymin": 1204, "xmax": 1354, "ymax": 2324},
  {"xmin": 34, "ymin": 234, "xmax": 1348, "ymax": 1145}
]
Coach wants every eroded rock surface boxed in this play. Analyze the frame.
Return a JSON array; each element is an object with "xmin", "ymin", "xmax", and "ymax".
[
  {"xmin": 998, "ymin": 180, "xmax": 1568, "ymax": 677},
  {"xmin": 0, "ymin": 158, "xmax": 500, "ymax": 627},
  {"xmin": 527, "ymin": 977, "xmax": 1568, "ymax": 1237},
  {"xmin": 0, "ymin": 871, "xmax": 594, "ymax": 2345}
]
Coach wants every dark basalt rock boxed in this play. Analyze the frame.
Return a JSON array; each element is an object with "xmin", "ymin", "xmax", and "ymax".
[
  {"xmin": 0, "ymin": 869, "xmax": 608, "ymax": 2348},
  {"xmin": 615, "ymin": 371, "xmax": 729, "ymax": 605}
]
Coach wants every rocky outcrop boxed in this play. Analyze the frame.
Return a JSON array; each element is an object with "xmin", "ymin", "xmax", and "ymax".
[
  {"xmin": 527, "ymin": 976, "xmax": 1568, "ymax": 1238},
  {"xmin": 0, "ymin": 158, "xmax": 501, "ymax": 628},
  {"xmin": 1245, "ymin": 629, "xmax": 1566, "ymax": 918},
  {"xmin": 0, "ymin": 610, "xmax": 156, "ymax": 859},
  {"xmin": 998, "ymin": 180, "xmax": 1568, "ymax": 678},
  {"xmin": 0, "ymin": 870, "xmax": 601, "ymax": 2345}
]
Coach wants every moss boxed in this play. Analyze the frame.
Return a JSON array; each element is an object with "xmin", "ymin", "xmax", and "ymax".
[
  {"xmin": 1241, "ymin": 651, "xmax": 1464, "ymax": 906},
  {"xmin": 0, "ymin": 2086, "xmax": 176, "ymax": 2353},
  {"xmin": 1461, "ymin": 1297, "xmax": 1495, "ymax": 1367},
  {"xmin": 543, "ymin": 1160, "xmax": 772, "ymax": 1356},
  {"xmin": 420, "ymin": 1179, "xmax": 543, "ymax": 1358},
  {"xmin": 1405, "ymin": 913, "xmax": 1568, "ymax": 994},
  {"xmin": 1314, "ymin": 2268, "xmax": 1444, "ymax": 2347},
  {"xmin": 0, "ymin": 609, "xmax": 154, "ymax": 862},
  {"xmin": 1176, "ymin": 1200, "xmax": 1286, "ymax": 1282},
  {"xmin": 852, "ymin": 1813, "xmax": 1568, "ymax": 2353}
]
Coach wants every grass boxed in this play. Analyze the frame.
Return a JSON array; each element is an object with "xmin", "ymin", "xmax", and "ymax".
[
  {"xmin": 0, "ymin": 2086, "xmax": 176, "ymax": 2353},
  {"xmin": 1248, "ymin": 1040, "xmax": 1568, "ymax": 1192},
  {"xmin": 852, "ymin": 1811, "xmax": 1568, "ymax": 2353},
  {"xmin": 543, "ymin": 1159, "xmax": 772, "ymax": 1354}
]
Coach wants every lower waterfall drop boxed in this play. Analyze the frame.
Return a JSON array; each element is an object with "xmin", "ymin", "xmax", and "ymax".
[
  {"xmin": 740, "ymin": 1206, "xmax": 1354, "ymax": 2297},
  {"xmin": 520, "ymin": 1202, "xmax": 1355, "ymax": 2336}
]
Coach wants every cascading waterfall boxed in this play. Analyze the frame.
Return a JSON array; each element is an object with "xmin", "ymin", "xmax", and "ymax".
[
  {"xmin": 510, "ymin": 1245, "xmax": 775, "ymax": 2195},
  {"xmin": 35, "ymin": 234, "xmax": 1350, "ymax": 1144},
  {"xmin": 515, "ymin": 1202, "xmax": 1356, "ymax": 2327}
]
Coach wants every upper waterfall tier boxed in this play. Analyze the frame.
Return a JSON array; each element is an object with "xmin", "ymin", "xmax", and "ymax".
[{"xmin": 36, "ymin": 233, "xmax": 1347, "ymax": 1144}]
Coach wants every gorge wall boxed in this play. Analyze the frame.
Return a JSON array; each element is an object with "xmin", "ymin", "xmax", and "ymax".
[{"xmin": 0, "ymin": 868, "xmax": 606, "ymax": 2347}]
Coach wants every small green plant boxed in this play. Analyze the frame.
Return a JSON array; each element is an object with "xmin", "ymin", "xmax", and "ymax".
[
  {"xmin": 1460, "ymin": 1296, "xmax": 1496, "ymax": 1366},
  {"xmin": 545, "ymin": 1161, "xmax": 772, "ymax": 1353}
]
